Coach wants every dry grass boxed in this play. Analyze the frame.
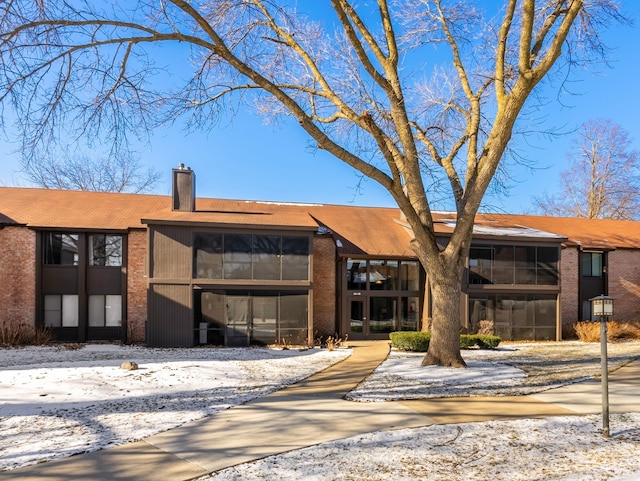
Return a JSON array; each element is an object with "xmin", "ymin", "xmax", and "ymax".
[
  {"xmin": 0, "ymin": 323, "xmax": 54, "ymax": 347},
  {"xmin": 573, "ymin": 321, "xmax": 640, "ymax": 343},
  {"xmin": 463, "ymin": 340, "xmax": 640, "ymax": 395}
]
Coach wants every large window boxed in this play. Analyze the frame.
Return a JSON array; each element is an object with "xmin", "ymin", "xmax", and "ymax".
[
  {"xmin": 88, "ymin": 295, "xmax": 122, "ymax": 327},
  {"xmin": 368, "ymin": 260, "xmax": 399, "ymax": 290},
  {"xmin": 252, "ymin": 235, "xmax": 281, "ymax": 280},
  {"xmin": 194, "ymin": 233, "xmax": 309, "ymax": 281},
  {"xmin": 347, "ymin": 259, "xmax": 419, "ymax": 291},
  {"xmin": 369, "ymin": 297, "xmax": 396, "ymax": 333},
  {"xmin": 197, "ymin": 291, "xmax": 308, "ymax": 346},
  {"xmin": 468, "ymin": 294, "xmax": 556, "ymax": 341},
  {"xmin": 400, "ymin": 296, "xmax": 420, "ymax": 331},
  {"xmin": 468, "ymin": 244, "xmax": 559, "ymax": 285},
  {"xmin": 89, "ymin": 235, "xmax": 123, "ymax": 266},
  {"xmin": 44, "ymin": 295, "xmax": 79, "ymax": 327},
  {"xmin": 401, "ymin": 261, "xmax": 420, "ymax": 291},
  {"xmin": 43, "ymin": 233, "xmax": 79, "ymax": 265},
  {"xmin": 194, "ymin": 233, "xmax": 223, "ymax": 279},
  {"xmin": 347, "ymin": 259, "xmax": 367, "ymax": 290},
  {"xmin": 582, "ymin": 251, "xmax": 603, "ymax": 277},
  {"xmin": 224, "ymin": 234, "xmax": 253, "ymax": 279},
  {"xmin": 282, "ymin": 237, "xmax": 310, "ymax": 280}
]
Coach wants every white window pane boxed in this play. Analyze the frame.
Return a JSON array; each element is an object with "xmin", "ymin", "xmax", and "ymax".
[
  {"xmin": 105, "ymin": 295, "xmax": 122, "ymax": 327},
  {"xmin": 62, "ymin": 295, "xmax": 78, "ymax": 327},
  {"xmin": 89, "ymin": 295, "xmax": 105, "ymax": 327}
]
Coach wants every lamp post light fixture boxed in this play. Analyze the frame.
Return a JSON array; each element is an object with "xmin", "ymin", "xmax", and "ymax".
[{"xmin": 590, "ymin": 294, "xmax": 614, "ymax": 438}]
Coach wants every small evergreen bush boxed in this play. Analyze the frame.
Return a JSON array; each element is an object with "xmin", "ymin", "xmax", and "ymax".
[
  {"xmin": 460, "ymin": 334, "xmax": 502, "ymax": 349},
  {"xmin": 389, "ymin": 331, "xmax": 430, "ymax": 351},
  {"xmin": 390, "ymin": 331, "xmax": 500, "ymax": 352}
]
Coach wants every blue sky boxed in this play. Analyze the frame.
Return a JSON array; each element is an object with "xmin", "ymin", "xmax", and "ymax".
[{"xmin": 1, "ymin": 2, "xmax": 639, "ymax": 214}]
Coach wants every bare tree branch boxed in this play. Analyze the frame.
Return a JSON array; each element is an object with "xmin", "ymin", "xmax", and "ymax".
[
  {"xmin": 21, "ymin": 150, "xmax": 162, "ymax": 193},
  {"xmin": 0, "ymin": 0, "xmax": 625, "ymax": 366},
  {"xmin": 534, "ymin": 118, "xmax": 640, "ymax": 220}
]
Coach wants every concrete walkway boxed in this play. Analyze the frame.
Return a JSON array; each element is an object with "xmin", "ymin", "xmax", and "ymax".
[{"xmin": 2, "ymin": 342, "xmax": 639, "ymax": 481}]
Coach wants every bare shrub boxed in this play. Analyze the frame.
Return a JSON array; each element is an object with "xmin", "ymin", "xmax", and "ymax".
[
  {"xmin": 32, "ymin": 326, "xmax": 55, "ymax": 345},
  {"xmin": 0, "ymin": 322, "xmax": 54, "ymax": 347},
  {"xmin": 608, "ymin": 321, "xmax": 640, "ymax": 340},
  {"xmin": 325, "ymin": 334, "xmax": 348, "ymax": 351},
  {"xmin": 574, "ymin": 320, "xmax": 640, "ymax": 342},
  {"xmin": 477, "ymin": 320, "xmax": 495, "ymax": 336},
  {"xmin": 0, "ymin": 322, "xmax": 28, "ymax": 346},
  {"xmin": 574, "ymin": 321, "xmax": 600, "ymax": 342}
]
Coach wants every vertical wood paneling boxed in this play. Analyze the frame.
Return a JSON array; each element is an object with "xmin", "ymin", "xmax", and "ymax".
[
  {"xmin": 147, "ymin": 283, "xmax": 193, "ymax": 347},
  {"xmin": 151, "ymin": 226, "xmax": 192, "ymax": 279}
]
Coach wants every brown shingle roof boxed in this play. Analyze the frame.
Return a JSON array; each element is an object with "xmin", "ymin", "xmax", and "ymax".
[
  {"xmin": 143, "ymin": 199, "xmax": 319, "ymax": 230},
  {"xmin": 0, "ymin": 187, "xmax": 166, "ymax": 230},
  {"xmin": 308, "ymin": 204, "xmax": 415, "ymax": 257},
  {"xmin": 479, "ymin": 213, "xmax": 640, "ymax": 249},
  {"xmin": 1, "ymin": 187, "xmax": 639, "ymax": 253}
]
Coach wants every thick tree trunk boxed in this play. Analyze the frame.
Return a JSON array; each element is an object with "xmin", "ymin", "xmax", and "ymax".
[{"xmin": 421, "ymin": 260, "xmax": 466, "ymax": 368}]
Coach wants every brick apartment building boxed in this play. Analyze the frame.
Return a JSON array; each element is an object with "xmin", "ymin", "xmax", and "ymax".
[{"xmin": 2, "ymin": 167, "xmax": 640, "ymax": 347}]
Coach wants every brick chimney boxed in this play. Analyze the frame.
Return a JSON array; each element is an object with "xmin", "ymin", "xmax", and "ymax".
[{"xmin": 172, "ymin": 163, "xmax": 196, "ymax": 212}]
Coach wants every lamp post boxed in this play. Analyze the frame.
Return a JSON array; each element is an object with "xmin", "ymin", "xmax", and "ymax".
[{"xmin": 590, "ymin": 294, "xmax": 614, "ymax": 438}]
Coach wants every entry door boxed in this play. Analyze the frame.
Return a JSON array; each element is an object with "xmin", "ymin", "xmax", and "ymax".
[
  {"xmin": 348, "ymin": 298, "xmax": 367, "ymax": 339},
  {"xmin": 200, "ymin": 291, "xmax": 225, "ymax": 345},
  {"xmin": 225, "ymin": 296, "xmax": 251, "ymax": 346},
  {"xmin": 348, "ymin": 296, "xmax": 397, "ymax": 339}
]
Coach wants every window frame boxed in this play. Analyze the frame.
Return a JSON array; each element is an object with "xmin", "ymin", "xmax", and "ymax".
[
  {"xmin": 468, "ymin": 243, "xmax": 559, "ymax": 286},
  {"xmin": 582, "ymin": 251, "xmax": 604, "ymax": 278},
  {"xmin": 346, "ymin": 258, "xmax": 421, "ymax": 293},
  {"xmin": 89, "ymin": 234, "xmax": 123, "ymax": 267},
  {"xmin": 88, "ymin": 294, "xmax": 123, "ymax": 327},
  {"xmin": 193, "ymin": 232, "xmax": 310, "ymax": 281},
  {"xmin": 43, "ymin": 232, "xmax": 79, "ymax": 266},
  {"xmin": 43, "ymin": 294, "xmax": 79, "ymax": 327}
]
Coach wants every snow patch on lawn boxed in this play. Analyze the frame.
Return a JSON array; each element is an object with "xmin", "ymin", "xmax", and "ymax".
[{"xmin": 0, "ymin": 344, "xmax": 350, "ymax": 470}]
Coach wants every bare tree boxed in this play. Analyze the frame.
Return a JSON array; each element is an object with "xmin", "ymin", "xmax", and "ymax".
[
  {"xmin": 0, "ymin": 1, "xmax": 624, "ymax": 366},
  {"xmin": 22, "ymin": 152, "xmax": 161, "ymax": 193},
  {"xmin": 534, "ymin": 118, "xmax": 640, "ymax": 220}
]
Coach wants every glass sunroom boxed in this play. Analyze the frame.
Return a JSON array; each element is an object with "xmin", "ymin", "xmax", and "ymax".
[{"xmin": 464, "ymin": 242, "xmax": 561, "ymax": 340}]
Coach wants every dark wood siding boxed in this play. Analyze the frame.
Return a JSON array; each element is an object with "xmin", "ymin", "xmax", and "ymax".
[
  {"xmin": 41, "ymin": 267, "xmax": 78, "ymax": 293},
  {"xmin": 87, "ymin": 267, "xmax": 122, "ymax": 294},
  {"xmin": 150, "ymin": 226, "xmax": 191, "ymax": 279},
  {"xmin": 147, "ymin": 284, "xmax": 193, "ymax": 347}
]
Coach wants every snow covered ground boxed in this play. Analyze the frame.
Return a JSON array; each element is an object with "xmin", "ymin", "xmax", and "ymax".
[
  {"xmin": 0, "ymin": 344, "xmax": 350, "ymax": 470},
  {"xmin": 1, "ymin": 342, "xmax": 639, "ymax": 480},
  {"xmin": 202, "ymin": 414, "xmax": 640, "ymax": 481}
]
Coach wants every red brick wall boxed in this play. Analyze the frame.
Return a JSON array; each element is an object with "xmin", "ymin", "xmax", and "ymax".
[
  {"xmin": 312, "ymin": 235, "xmax": 337, "ymax": 338},
  {"xmin": 0, "ymin": 227, "xmax": 36, "ymax": 333},
  {"xmin": 126, "ymin": 229, "xmax": 148, "ymax": 343},
  {"xmin": 608, "ymin": 249, "xmax": 640, "ymax": 321},
  {"xmin": 560, "ymin": 246, "xmax": 580, "ymax": 325}
]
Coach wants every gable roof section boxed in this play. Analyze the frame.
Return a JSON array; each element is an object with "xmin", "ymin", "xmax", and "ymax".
[{"xmin": 308, "ymin": 204, "xmax": 416, "ymax": 257}]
